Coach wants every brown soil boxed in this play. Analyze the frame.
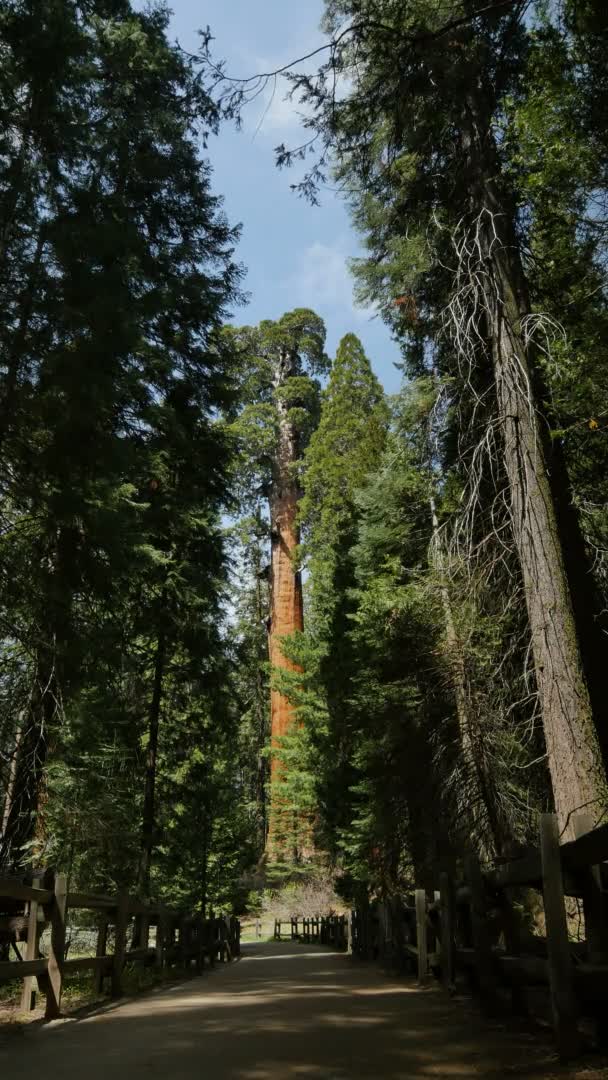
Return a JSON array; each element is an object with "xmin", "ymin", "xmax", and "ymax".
[{"xmin": 0, "ymin": 941, "xmax": 606, "ymax": 1079}]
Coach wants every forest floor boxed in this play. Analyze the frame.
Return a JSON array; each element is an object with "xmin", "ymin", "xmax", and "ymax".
[{"xmin": 0, "ymin": 940, "xmax": 606, "ymax": 1079}]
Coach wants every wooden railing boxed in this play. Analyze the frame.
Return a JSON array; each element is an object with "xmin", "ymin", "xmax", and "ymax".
[
  {"xmin": 273, "ymin": 914, "xmax": 349, "ymax": 950},
  {"xmin": 347, "ymin": 812, "xmax": 608, "ymax": 1061},
  {"xmin": 0, "ymin": 871, "xmax": 240, "ymax": 1018}
]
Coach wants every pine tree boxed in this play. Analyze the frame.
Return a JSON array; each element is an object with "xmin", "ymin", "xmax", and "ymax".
[
  {"xmin": 338, "ymin": 429, "xmax": 447, "ymax": 895},
  {"xmin": 297, "ymin": 333, "xmax": 388, "ymax": 860},
  {"xmin": 230, "ymin": 513, "xmax": 271, "ymax": 856}
]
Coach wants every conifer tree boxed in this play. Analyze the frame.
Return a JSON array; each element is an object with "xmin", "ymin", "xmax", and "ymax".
[
  {"xmin": 297, "ymin": 333, "xmax": 388, "ymax": 859},
  {"xmin": 300, "ymin": 333, "xmax": 388, "ymax": 636}
]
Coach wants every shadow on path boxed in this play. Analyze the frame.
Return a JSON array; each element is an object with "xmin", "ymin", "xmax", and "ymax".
[{"xmin": 0, "ymin": 941, "xmax": 595, "ymax": 1079}]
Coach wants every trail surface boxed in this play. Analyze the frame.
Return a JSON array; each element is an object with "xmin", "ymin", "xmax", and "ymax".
[{"xmin": 0, "ymin": 941, "xmax": 605, "ymax": 1078}]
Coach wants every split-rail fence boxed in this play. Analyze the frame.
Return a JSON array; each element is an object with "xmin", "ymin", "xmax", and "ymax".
[{"xmin": 0, "ymin": 870, "xmax": 240, "ymax": 1019}]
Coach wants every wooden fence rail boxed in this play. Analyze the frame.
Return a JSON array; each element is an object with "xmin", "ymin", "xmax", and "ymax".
[
  {"xmin": 0, "ymin": 871, "xmax": 240, "ymax": 1019},
  {"xmin": 273, "ymin": 914, "xmax": 349, "ymax": 950}
]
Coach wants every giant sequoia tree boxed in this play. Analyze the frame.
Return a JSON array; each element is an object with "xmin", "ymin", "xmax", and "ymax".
[{"xmin": 230, "ymin": 310, "xmax": 328, "ymax": 858}]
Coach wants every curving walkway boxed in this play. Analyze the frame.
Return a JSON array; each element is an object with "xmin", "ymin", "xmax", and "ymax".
[{"xmin": 0, "ymin": 941, "xmax": 598, "ymax": 1078}]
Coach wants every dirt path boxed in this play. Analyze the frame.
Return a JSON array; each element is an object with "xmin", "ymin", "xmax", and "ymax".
[{"xmin": 0, "ymin": 941, "xmax": 606, "ymax": 1079}]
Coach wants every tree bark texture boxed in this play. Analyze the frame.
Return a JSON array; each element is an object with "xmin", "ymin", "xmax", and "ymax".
[
  {"xmin": 137, "ymin": 613, "xmax": 167, "ymax": 898},
  {"xmin": 267, "ymin": 349, "xmax": 304, "ymax": 856},
  {"xmin": 462, "ymin": 100, "xmax": 608, "ymax": 837},
  {"xmin": 2, "ymin": 657, "xmax": 60, "ymax": 868}
]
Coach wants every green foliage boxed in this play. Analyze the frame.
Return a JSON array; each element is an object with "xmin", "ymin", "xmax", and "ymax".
[
  {"xmin": 0, "ymin": 0, "xmax": 250, "ymax": 915},
  {"xmin": 227, "ymin": 308, "xmax": 328, "ymax": 507}
]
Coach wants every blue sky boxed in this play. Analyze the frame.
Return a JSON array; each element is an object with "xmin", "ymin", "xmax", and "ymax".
[{"xmin": 159, "ymin": 0, "xmax": 403, "ymax": 393}]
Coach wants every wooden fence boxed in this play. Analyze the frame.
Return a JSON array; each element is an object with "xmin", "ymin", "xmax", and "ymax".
[
  {"xmin": 347, "ymin": 812, "xmax": 608, "ymax": 1060},
  {"xmin": 0, "ymin": 870, "xmax": 240, "ymax": 1019},
  {"xmin": 273, "ymin": 914, "xmax": 348, "ymax": 950},
  {"xmin": 280, "ymin": 813, "xmax": 607, "ymax": 1060}
]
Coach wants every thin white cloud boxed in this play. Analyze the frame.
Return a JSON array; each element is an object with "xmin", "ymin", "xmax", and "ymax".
[
  {"xmin": 289, "ymin": 240, "xmax": 376, "ymax": 322},
  {"xmin": 229, "ymin": 42, "xmax": 318, "ymax": 138},
  {"xmin": 252, "ymin": 68, "xmax": 352, "ymax": 137},
  {"xmin": 249, "ymin": 75, "xmax": 310, "ymax": 137},
  {"xmin": 255, "ymin": 76, "xmax": 303, "ymax": 133}
]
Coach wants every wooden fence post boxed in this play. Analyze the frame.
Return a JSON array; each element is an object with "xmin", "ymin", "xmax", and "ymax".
[
  {"xmin": 20, "ymin": 873, "xmax": 43, "ymax": 1013},
  {"xmin": 572, "ymin": 814, "xmax": 608, "ymax": 962},
  {"xmin": 218, "ymin": 917, "xmax": 226, "ymax": 962},
  {"xmin": 180, "ymin": 916, "xmax": 191, "ymax": 970},
  {"xmin": 167, "ymin": 913, "xmax": 177, "ymax": 972},
  {"xmin": 111, "ymin": 891, "xmax": 129, "ymax": 998},
  {"xmin": 465, "ymin": 853, "xmax": 497, "ymax": 1012},
  {"xmin": 439, "ymin": 871, "xmax": 455, "ymax": 991},
  {"xmin": 222, "ymin": 918, "xmax": 232, "ymax": 962},
  {"xmin": 199, "ymin": 916, "xmax": 207, "ymax": 971},
  {"xmin": 45, "ymin": 873, "xmax": 67, "ymax": 1019},
  {"xmin": 540, "ymin": 813, "xmax": 579, "ymax": 1060},
  {"xmin": 572, "ymin": 814, "xmax": 608, "ymax": 1046},
  {"xmin": 155, "ymin": 907, "xmax": 167, "ymax": 976},
  {"xmin": 139, "ymin": 912, "xmax": 150, "ymax": 951},
  {"xmin": 94, "ymin": 917, "xmax": 109, "ymax": 995},
  {"xmin": 347, "ymin": 911, "xmax": 353, "ymax": 955},
  {"xmin": 415, "ymin": 889, "xmax": 428, "ymax": 985}
]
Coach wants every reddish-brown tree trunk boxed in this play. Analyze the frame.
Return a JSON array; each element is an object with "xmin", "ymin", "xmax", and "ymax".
[
  {"xmin": 269, "ymin": 483, "xmax": 303, "ymax": 776},
  {"xmin": 266, "ymin": 351, "xmax": 305, "ymax": 859}
]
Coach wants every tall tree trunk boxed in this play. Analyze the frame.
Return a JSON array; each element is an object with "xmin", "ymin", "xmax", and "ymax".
[
  {"xmin": 200, "ymin": 817, "xmax": 209, "ymax": 919},
  {"xmin": 136, "ymin": 612, "xmax": 167, "ymax": 898},
  {"xmin": 26, "ymin": 524, "xmax": 79, "ymax": 863},
  {"xmin": 2, "ymin": 622, "xmax": 63, "ymax": 869},
  {"xmin": 252, "ymin": 534, "xmax": 269, "ymax": 848},
  {"xmin": 1, "ymin": 718, "xmax": 24, "ymax": 864},
  {"xmin": 30, "ymin": 662, "xmax": 62, "ymax": 865},
  {"xmin": 267, "ymin": 349, "xmax": 304, "ymax": 856},
  {"xmin": 545, "ymin": 438, "xmax": 608, "ymax": 769},
  {"xmin": 0, "ymin": 227, "xmax": 46, "ymax": 454},
  {"xmin": 4, "ymin": 663, "xmax": 60, "ymax": 868},
  {"xmin": 461, "ymin": 98, "xmax": 608, "ymax": 838}
]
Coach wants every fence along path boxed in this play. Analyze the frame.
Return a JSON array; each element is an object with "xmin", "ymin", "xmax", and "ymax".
[
  {"xmin": 274, "ymin": 812, "xmax": 608, "ymax": 1062},
  {"xmin": 0, "ymin": 871, "xmax": 240, "ymax": 1017},
  {"xmin": 345, "ymin": 811, "xmax": 608, "ymax": 1062}
]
